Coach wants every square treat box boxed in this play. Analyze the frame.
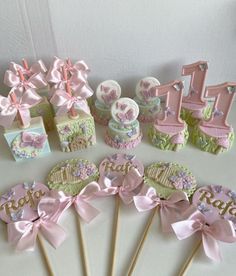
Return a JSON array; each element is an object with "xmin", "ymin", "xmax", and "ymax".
[
  {"xmin": 4, "ymin": 116, "xmax": 51, "ymax": 161},
  {"xmin": 54, "ymin": 112, "xmax": 96, "ymax": 152},
  {"xmin": 30, "ymin": 96, "xmax": 54, "ymax": 132}
]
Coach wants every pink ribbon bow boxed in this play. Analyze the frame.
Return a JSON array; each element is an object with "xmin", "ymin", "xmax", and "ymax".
[
  {"xmin": 20, "ymin": 132, "xmax": 47, "ymax": 149},
  {"xmin": 4, "ymin": 70, "xmax": 47, "ymax": 93},
  {"xmin": 50, "ymin": 88, "xmax": 91, "ymax": 116},
  {"xmin": 0, "ymin": 89, "xmax": 42, "ymax": 128},
  {"xmin": 7, "ymin": 197, "xmax": 67, "ymax": 252},
  {"xmin": 51, "ymin": 182, "xmax": 101, "ymax": 223},
  {"xmin": 133, "ymin": 188, "xmax": 189, "ymax": 232},
  {"xmin": 9, "ymin": 60, "xmax": 47, "ymax": 76},
  {"xmin": 172, "ymin": 208, "xmax": 236, "ymax": 261},
  {"xmin": 97, "ymin": 168, "xmax": 143, "ymax": 205}
]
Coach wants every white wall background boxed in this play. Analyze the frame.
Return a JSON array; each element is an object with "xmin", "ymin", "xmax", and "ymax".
[{"xmin": 0, "ymin": 0, "xmax": 236, "ymax": 95}]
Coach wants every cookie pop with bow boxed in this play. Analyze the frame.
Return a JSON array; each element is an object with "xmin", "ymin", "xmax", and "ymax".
[
  {"xmin": 127, "ymin": 162, "xmax": 197, "ymax": 275},
  {"xmin": 47, "ymin": 158, "xmax": 100, "ymax": 276},
  {"xmin": 97, "ymin": 153, "xmax": 144, "ymax": 276},
  {"xmin": 0, "ymin": 181, "xmax": 66, "ymax": 276}
]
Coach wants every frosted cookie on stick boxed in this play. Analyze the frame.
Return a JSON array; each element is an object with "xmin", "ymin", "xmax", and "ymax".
[
  {"xmin": 181, "ymin": 61, "xmax": 211, "ymax": 127},
  {"xmin": 134, "ymin": 77, "xmax": 161, "ymax": 123},
  {"xmin": 105, "ymin": 97, "xmax": 142, "ymax": 149},
  {"xmin": 148, "ymin": 80, "xmax": 189, "ymax": 151},
  {"xmin": 91, "ymin": 80, "xmax": 121, "ymax": 125},
  {"xmin": 192, "ymin": 82, "xmax": 236, "ymax": 154}
]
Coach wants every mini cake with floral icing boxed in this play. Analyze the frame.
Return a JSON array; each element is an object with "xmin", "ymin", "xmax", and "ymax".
[
  {"xmin": 134, "ymin": 77, "xmax": 161, "ymax": 123},
  {"xmin": 144, "ymin": 162, "xmax": 197, "ymax": 199},
  {"xmin": 105, "ymin": 98, "xmax": 142, "ymax": 149},
  {"xmin": 47, "ymin": 158, "xmax": 99, "ymax": 196},
  {"xmin": 91, "ymin": 80, "xmax": 121, "ymax": 126}
]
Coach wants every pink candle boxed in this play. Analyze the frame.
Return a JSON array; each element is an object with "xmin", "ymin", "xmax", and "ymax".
[
  {"xmin": 154, "ymin": 80, "xmax": 184, "ymax": 127},
  {"xmin": 182, "ymin": 61, "xmax": 208, "ymax": 106},
  {"xmin": 201, "ymin": 82, "xmax": 236, "ymax": 130}
]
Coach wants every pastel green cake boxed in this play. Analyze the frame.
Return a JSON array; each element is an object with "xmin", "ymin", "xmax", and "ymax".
[{"xmin": 181, "ymin": 105, "xmax": 212, "ymax": 127}]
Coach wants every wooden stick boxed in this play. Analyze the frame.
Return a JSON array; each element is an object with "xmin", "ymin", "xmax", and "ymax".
[
  {"xmin": 108, "ymin": 194, "xmax": 121, "ymax": 276},
  {"xmin": 127, "ymin": 206, "xmax": 158, "ymax": 276},
  {"xmin": 75, "ymin": 211, "xmax": 90, "ymax": 276},
  {"xmin": 22, "ymin": 58, "xmax": 29, "ymax": 70},
  {"xmin": 177, "ymin": 239, "xmax": 202, "ymax": 276},
  {"xmin": 37, "ymin": 235, "xmax": 54, "ymax": 276},
  {"xmin": 62, "ymin": 65, "xmax": 78, "ymax": 119},
  {"xmin": 10, "ymin": 92, "xmax": 25, "ymax": 128}
]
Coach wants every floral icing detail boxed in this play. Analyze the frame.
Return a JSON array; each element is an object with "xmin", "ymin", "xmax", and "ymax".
[
  {"xmin": 210, "ymin": 185, "xmax": 223, "ymax": 194},
  {"xmin": 127, "ymin": 128, "xmax": 137, "ymax": 138},
  {"xmin": 10, "ymin": 209, "xmax": 24, "ymax": 222},
  {"xmin": 72, "ymin": 161, "xmax": 97, "ymax": 180},
  {"xmin": 59, "ymin": 125, "xmax": 71, "ymax": 135},
  {"xmin": 197, "ymin": 202, "xmax": 211, "ymax": 214},
  {"xmin": 124, "ymin": 154, "xmax": 135, "ymax": 161},
  {"xmin": 168, "ymin": 171, "xmax": 195, "ymax": 190},
  {"xmin": 1, "ymin": 189, "xmax": 15, "ymax": 200}
]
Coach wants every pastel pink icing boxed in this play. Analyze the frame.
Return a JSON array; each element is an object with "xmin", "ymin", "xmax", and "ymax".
[{"xmin": 105, "ymin": 131, "xmax": 143, "ymax": 149}]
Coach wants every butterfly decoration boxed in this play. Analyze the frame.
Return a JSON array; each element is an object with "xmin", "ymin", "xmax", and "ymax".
[
  {"xmin": 228, "ymin": 190, "xmax": 236, "ymax": 203},
  {"xmin": 164, "ymin": 106, "xmax": 175, "ymax": 117},
  {"xmin": 102, "ymin": 89, "xmax": 117, "ymax": 106},
  {"xmin": 199, "ymin": 63, "xmax": 208, "ymax": 71},
  {"xmin": 10, "ymin": 209, "xmax": 24, "ymax": 222},
  {"xmin": 59, "ymin": 125, "xmax": 71, "ymax": 135},
  {"xmin": 20, "ymin": 132, "xmax": 47, "ymax": 149},
  {"xmin": 190, "ymin": 88, "xmax": 198, "ymax": 96},
  {"xmin": 140, "ymin": 80, "xmax": 150, "ymax": 89},
  {"xmin": 80, "ymin": 123, "xmax": 87, "ymax": 134},
  {"xmin": 173, "ymin": 83, "xmax": 183, "ymax": 92},
  {"xmin": 210, "ymin": 185, "xmax": 223, "ymax": 194},
  {"xmin": 61, "ymin": 141, "xmax": 69, "ymax": 150},
  {"xmin": 114, "ymin": 135, "xmax": 123, "ymax": 144},
  {"xmin": 212, "ymin": 108, "xmax": 224, "ymax": 117},
  {"xmin": 227, "ymin": 86, "xmax": 236, "ymax": 94},
  {"xmin": 141, "ymin": 88, "xmax": 157, "ymax": 102},
  {"xmin": 116, "ymin": 109, "xmax": 134, "ymax": 123},
  {"xmin": 197, "ymin": 202, "xmax": 211, "ymax": 214},
  {"xmin": 1, "ymin": 189, "xmax": 15, "ymax": 201},
  {"xmin": 127, "ymin": 128, "xmax": 137, "ymax": 138},
  {"xmin": 124, "ymin": 154, "xmax": 135, "ymax": 161},
  {"xmin": 108, "ymin": 154, "xmax": 118, "ymax": 162},
  {"xmin": 116, "ymin": 102, "xmax": 127, "ymax": 110},
  {"xmin": 23, "ymin": 181, "xmax": 36, "ymax": 190},
  {"xmin": 100, "ymin": 85, "xmax": 110, "ymax": 93}
]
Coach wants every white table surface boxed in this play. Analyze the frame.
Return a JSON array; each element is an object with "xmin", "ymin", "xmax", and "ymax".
[{"xmin": 0, "ymin": 106, "xmax": 236, "ymax": 276}]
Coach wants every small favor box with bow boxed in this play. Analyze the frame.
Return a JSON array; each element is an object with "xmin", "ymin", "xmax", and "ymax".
[
  {"xmin": 3, "ymin": 116, "xmax": 50, "ymax": 161},
  {"xmin": 54, "ymin": 111, "xmax": 96, "ymax": 152},
  {"xmin": 47, "ymin": 57, "xmax": 96, "ymax": 152}
]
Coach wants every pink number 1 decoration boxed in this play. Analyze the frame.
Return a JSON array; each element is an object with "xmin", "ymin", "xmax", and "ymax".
[
  {"xmin": 155, "ymin": 80, "xmax": 184, "ymax": 127},
  {"xmin": 201, "ymin": 82, "xmax": 236, "ymax": 130}
]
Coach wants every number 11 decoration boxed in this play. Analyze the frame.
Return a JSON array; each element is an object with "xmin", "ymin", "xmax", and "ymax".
[
  {"xmin": 148, "ymin": 80, "xmax": 189, "ymax": 151},
  {"xmin": 181, "ymin": 61, "xmax": 211, "ymax": 126},
  {"xmin": 192, "ymin": 82, "xmax": 236, "ymax": 154}
]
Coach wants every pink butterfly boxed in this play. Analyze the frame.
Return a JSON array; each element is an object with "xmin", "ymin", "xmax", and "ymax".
[
  {"xmin": 102, "ymin": 90, "xmax": 117, "ymax": 105},
  {"xmin": 100, "ymin": 85, "xmax": 110, "ymax": 93},
  {"xmin": 116, "ymin": 109, "xmax": 134, "ymax": 122},
  {"xmin": 116, "ymin": 102, "xmax": 127, "ymax": 110},
  {"xmin": 20, "ymin": 132, "xmax": 47, "ymax": 149},
  {"xmin": 140, "ymin": 80, "xmax": 150, "ymax": 89},
  {"xmin": 164, "ymin": 107, "xmax": 175, "ymax": 117},
  {"xmin": 141, "ymin": 88, "xmax": 156, "ymax": 101}
]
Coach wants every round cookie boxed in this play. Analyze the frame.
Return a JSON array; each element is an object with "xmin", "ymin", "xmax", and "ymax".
[
  {"xmin": 47, "ymin": 158, "xmax": 99, "ymax": 196},
  {"xmin": 135, "ymin": 77, "xmax": 160, "ymax": 103},
  {"xmin": 96, "ymin": 80, "xmax": 121, "ymax": 107},
  {"xmin": 192, "ymin": 185, "xmax": 236, "ymax": 228},
  {"xmin": 144, "ymin": 162, "xmax": 197, "ymax": 199},
  {"xmin": 0, "ymin": 182, "xmax": 49, "ymax": 223},
  {"xmin": 99, "ymin": 153, "xmax": 144, "ymax": 186}
]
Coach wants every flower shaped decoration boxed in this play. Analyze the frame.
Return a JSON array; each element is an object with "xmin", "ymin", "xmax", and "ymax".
[{"xmin": 168, "ymin": 170, "xmax": 194, "ymax": 190}]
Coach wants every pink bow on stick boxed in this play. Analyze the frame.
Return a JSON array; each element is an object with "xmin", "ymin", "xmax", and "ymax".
[
  {"xmin": 51, "ymin": 182, "xmax": 101, "ymax": 223},
  {"xmin": 20, "ymin": 132, "xmax": 47, "ymax": 149},
  {"xmin": 97, "ymin": 168, "xmax": 143, "ymax": 204},
  {"xmin": 172, "ymin": 208, "xmax": 236, "ymax": 261},
  {"xmin": 134, "ymin": 188, "xmax": 189, "ymax": 232},
  {"xmin": 7, "ymin": 197, "xmax": 67, "ymax": 252},
  {"xmin": 9, "ymin": 59, "xmax": 47, "ymax": 77},
  {"xmin": 0, "ymin": 89, "xmax": 42, "ymax": 127}
]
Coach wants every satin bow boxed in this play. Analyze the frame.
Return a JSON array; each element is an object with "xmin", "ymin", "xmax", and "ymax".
[
  {"xmin": 51, "ymin": 182, "xmax": 101, "ymax": 223},
  {"xmin": 50, "ymin": 88, "xmax": 91, "ymax": 116},
  {"xmin": 20, "ymin": 132, "xmax": 47, "ymax": 149},
  {"xmin": 172, "ymin": 208, "xmax": 236, "ymax": 261},
  {"xmin": 9, "ymin": 60, "xmax": 47, "ymax": 76},
  {"xmin": 4, "ymin": 70, "xmax": 47, "ymax": 93},
  {"xmin": 7, "ymin": 197, "xmax": 67, "ymax": 252},
  {"xmin": 0, "ymin": 89, "xmax": 42, "ymax": 127},
  {"xmin": 97, "ymin": 168, "xmax": 143, "ymax": 205},
  {"xmin": 134, "ymin": 188, "xmax": 189, "ymax": 232}
]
